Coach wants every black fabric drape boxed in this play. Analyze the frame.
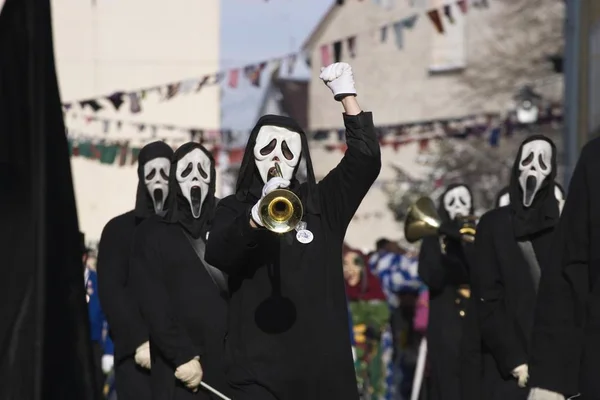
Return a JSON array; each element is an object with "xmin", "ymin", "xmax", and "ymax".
[{"xmin": 0, "ymin": 0, "xmax": 98, "ymax": 399}]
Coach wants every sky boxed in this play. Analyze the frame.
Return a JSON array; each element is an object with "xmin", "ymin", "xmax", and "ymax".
[{"xmin": 219, "ymin": 0, "xmax": 333, "ymax": 130}]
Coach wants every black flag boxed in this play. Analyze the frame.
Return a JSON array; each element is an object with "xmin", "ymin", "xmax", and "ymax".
[{"xmin": 0, "ymin": 0, "xmax": 99, "ymax": 399}]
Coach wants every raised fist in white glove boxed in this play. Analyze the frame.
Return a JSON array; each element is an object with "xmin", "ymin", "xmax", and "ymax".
[
  {"xmin": 134, "ymin": 341, "xmax": 151, "ymax": 370},
  {"xmin": 512, "ymin": 364, "xmax": 529, "ymax": 388},
  {"xmin": 250, "ymin": 176, "xmax": 290, "ymax": 227},
  {"xmin": 174, "ymin": 357, "xmax": 203, "ymax": 391},
  {"xmin": 101, "ymin": 354, "xmax": 114, "ymax": 374},
  {"xmin": 319, "ymin": 62, "xmax": 357, "ymax": 101},
  {"xmin": 528, "ymin": 388, "xmax": 566, "ymax": 400}
]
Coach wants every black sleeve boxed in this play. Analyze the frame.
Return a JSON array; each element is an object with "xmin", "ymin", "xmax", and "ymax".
[
  {"xmin": 204, "ymin": 195, "xmax": 262, "ymax": 276},
  {"xmin": 471, "ymin": 213, "xmax": 526, "ymax": 378},
  {"xmin": 529, "ymin": 147, "xmax": 591, "ymax": 396},
  {"xmin": 97, "ymin": 218, "xmax": 148, "ymax": 359},
  {"xmin": 130, "ymin": 226, "xmax": 201, "ymax": 368},
  {"xmin": 459, "ymin": 297, "xmax": 483, "ymax": 400},
  {"xmin": 318, "ymin": 112, "xmax": 381, "ymax": 233},
  {"xmin": 418, "ymin": 236, "xmax": 446, "ymax": 293}
]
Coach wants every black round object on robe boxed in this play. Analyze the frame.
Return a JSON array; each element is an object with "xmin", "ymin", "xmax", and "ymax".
[{"xmin": 254, "ymin": 295, "xmax": 297, "ymax": 334}]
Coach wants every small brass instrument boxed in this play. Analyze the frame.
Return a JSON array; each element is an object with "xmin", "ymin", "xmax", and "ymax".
[
  {"xmin": 404, "ymin": 196, "xmax": 476, "ymax": 244},
  {"xmin": 258, "ymin": 163, "xmax": 303, "ymax": 234}
]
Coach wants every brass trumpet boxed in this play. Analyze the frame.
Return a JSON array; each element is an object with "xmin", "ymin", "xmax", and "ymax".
[
  {"xmin": 258, "ymin": 163, "xmax": 303, "ymax": 234},
  {"xmin": 404, "ymin": 196, "xmax": 476, "ymax": 243}
]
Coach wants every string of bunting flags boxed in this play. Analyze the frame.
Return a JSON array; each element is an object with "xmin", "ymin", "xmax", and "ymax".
[
  {"xmin": 62, "ymin": 0, "xmax": 490, "ymax": 114},
  {"xmin": 68, "ymin": 102, "xmax": 563, "ymax": 168}
]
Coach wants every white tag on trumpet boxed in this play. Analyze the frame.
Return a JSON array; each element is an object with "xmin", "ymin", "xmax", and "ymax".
[{"xmin": 295, "ymin": 221, "xmax": 313, "ymax": 244}]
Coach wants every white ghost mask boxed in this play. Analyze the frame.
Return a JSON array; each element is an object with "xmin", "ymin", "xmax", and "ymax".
[
  {"xmin": 443, "ymin": 186, "xmax": 472, "ymax": 220},
  {"xmin": 143, "ymin": 157, "xmax": 170, "ymax": 214},
  {"xmin": 518, "ymin": 140, "xmax": 552, "ymax": 207},
  {"xmin": 175, "ymin": 148, "xmax": 212, "ymax": 218},
  {"xmin": 498, "ymin": 192, "xmax": 510, "ymax": 207},
  {"xmin": 253, "ymin": 125, "xmax": 302, "ymax": 183}
]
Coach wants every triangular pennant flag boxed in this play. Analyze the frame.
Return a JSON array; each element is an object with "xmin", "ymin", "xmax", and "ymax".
[
  {"xmin": 427, "ymin": 9, "xmax": 444, "ymax": 34},
  {"xmin": 196, "ymin": 76, "xmax": 210, "ymax": 92},
  {"xmin": 214, "ymin": 72, "xmax": 225, "ymax": 84},
  {"xmin": 179, "ymin": 79, "xmax": 196, "ymax": 95},
  {"xmin": 228, "ymin": 69, "xmax": 239, "ymax": 88},
  {"xmin": 392, "ymin": 21, "xmax": 404, "ymax": 49},
  {"xmin": 165, "ymin": 83, "xmax": 181, "ymax": 100},
  {"xmin": 403, "ymin": 14, "xmax": 418, "ymax": 29},
  {"xmin": 128, "ymin": 92, "xmax": 141, "ymax": 113},
  {"xmin": 80, "ymin": 99, "xmax": 102, "ymax": 112},
  {"xmin": 443, "ymin": 4, "xmax": 455, "ymax": 24},
  {"xmin": 106, "ymin": 92, "xmax": 125, "ymax": 110},
  {"xmin": 456, "ymin": 0, "xmax": 467, "ymax": 14}
]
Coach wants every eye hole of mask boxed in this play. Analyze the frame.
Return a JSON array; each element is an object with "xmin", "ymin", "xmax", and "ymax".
[
  {"xmin": 448, "ymin": 198, "xmax": 455, "ymax": 206},
  {"xmin": 459, "ymin": 198, "xmax": 466, "ymax": 206},
  {"xmin": 538, "ymin": 154, "xmax": 547, "ymax": 170},
  {"xmin": 522, "ymin": 152, "xmax": 534, "ymax": 166},
  {"xmin": 182, "ymin": 162, "xmax": 193, "ymax": 178},
  {"xmin": 160, "ymin": 169, "xmax": 169, "ymax": 180},
  {"xmin": 260, "ymin": 139, "xmax": 277, "ymax": 156},
  {"xmin": 198, "ymin": 164, "xmax": 208, "ymax": 179},
  {"xmin": 145, "ymin": 169, "xmax": 156, "ymax": 180},
  {"xmin": 281, "ymin": 141, "xmax": 294, "ymax": 160}
]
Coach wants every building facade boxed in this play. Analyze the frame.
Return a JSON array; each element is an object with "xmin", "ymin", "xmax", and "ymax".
[
  {"xmin": 51, "ymin": 0, "xmax": 220, "ymax": 244},
  {"xmin": 302, "ymin": 0, "xmax": 562, "ymax": 130}
]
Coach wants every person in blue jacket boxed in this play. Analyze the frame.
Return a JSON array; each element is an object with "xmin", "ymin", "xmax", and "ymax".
[{"xmin": 82, "ymin": 232, "xmax": 114, "ymax": 397}]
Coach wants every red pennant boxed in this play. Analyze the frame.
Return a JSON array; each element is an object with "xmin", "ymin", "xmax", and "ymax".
[
  {"xmin": 456, "ymin": 0, "xmax": 467, "ymax": 14},
  {"xmin": 228, "ymin": 69, "xmax": 239, "ymax": 88},
  {"xmin": 427, "ymin": 9, "xmax": 444, "ymax": 34}
]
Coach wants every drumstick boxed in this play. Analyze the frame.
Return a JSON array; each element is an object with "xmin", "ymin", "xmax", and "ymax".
[{"xmin": 200, "ymin": 381, "xmax": 232, "ymax": 400}]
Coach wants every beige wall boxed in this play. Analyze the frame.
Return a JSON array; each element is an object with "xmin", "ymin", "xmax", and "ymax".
[
  {"xmin": 51, "ymin": 0, "xmax": 220, "ymax": 243},
  {"xmin": 306, "ymin": 1, "xmax": 553, "ymax": 130}
]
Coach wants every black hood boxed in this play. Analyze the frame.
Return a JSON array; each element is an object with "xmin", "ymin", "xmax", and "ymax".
[
  {"xmin": 508, "ymin": 135, "xmax": 559, "ymax": 238},
  {"xmin": 437, "ymin": 183, "xmax": 474, "ymax": 222},
  {"xmin": 164, "ymin": 142, "xmax": 216, "ymax": 239},
  {"xmin": 495, "ymin": 186, "xmax": 510, "ymax": 208},
  {"xmin": 235, "ymin": 114, "xmax": 320, "ymax": 215},
  {"xmin": 134, "ymin": 141, "xmax": 174, "ymax": 219}
]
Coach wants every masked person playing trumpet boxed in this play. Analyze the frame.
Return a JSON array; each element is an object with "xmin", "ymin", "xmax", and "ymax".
[
  {"xmin": 417, "ymin": 184, "xmax": 477, "ymax": 400},
  {"xmin": 204, "ymin": 62, "xmax": 381, "ymax": 400}
]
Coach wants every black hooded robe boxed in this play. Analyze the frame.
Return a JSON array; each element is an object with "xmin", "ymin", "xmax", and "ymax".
[
  {"xmin": 130, "ymin": 143, "xmax": 229, "ymax": 400},
  {"xmin": 528, "ymin": 137, "xmax": 600, "ymax": 398},
  {"xmin": 471, "ymin": 135, "xmax": 560, "ymax": 399},
  {"xmin": 204, "ymin": 113, "xmax": 381, "ymax": 400},
  {"xmin": 97, "ymin": 141, "xmax": 173, "ymax": 399},
  {"xmin": 417, "ymin": 184, "xmax": 475, "ymax": 400}
]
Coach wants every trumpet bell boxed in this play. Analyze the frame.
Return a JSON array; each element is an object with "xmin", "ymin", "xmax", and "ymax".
[
  {"xmin": 404, "ymin": 197, "xmax": 442, "ymax": 243},
  {"xmin": 258, "ymin": 189, "xmax": 304, "ymax": 234}
]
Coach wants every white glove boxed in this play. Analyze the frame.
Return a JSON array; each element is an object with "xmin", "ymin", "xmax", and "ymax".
[
  {"xmin": 134, "ymin": 341, "xmax": 151, "ymax": 370},
  {"xmin": 319, "ymin": 62, "xmax": 357, "ymax": 101},
  {"xmin": 250, "ymin": 176, "xmax": 290, "ymax": 227},
  {"xmin": 528, "ymin": 387, "xmax": 566, "ymax": 400},
  {"xmin": 512, "ymin": 364, "xmax": 529, "ymax": 388},
  {"xmin": 101, "ymin": 354, "xmax": 114, "ymax": 374},
  {"xmin": 174, "ymin": 357, "xmax": 203, "ymax": 391}
]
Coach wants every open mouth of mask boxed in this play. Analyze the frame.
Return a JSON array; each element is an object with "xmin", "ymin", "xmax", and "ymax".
[
  {"xmin": 153, "ymin": 189, "xmax": 164, "ymax": 213},
  {"xmin": 524, "ymin": 175, "xmax": 537, "ymax": 206},
  {"xmin": 190, "ymin": 186, "xmax": 202, "ymax": 218}
]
